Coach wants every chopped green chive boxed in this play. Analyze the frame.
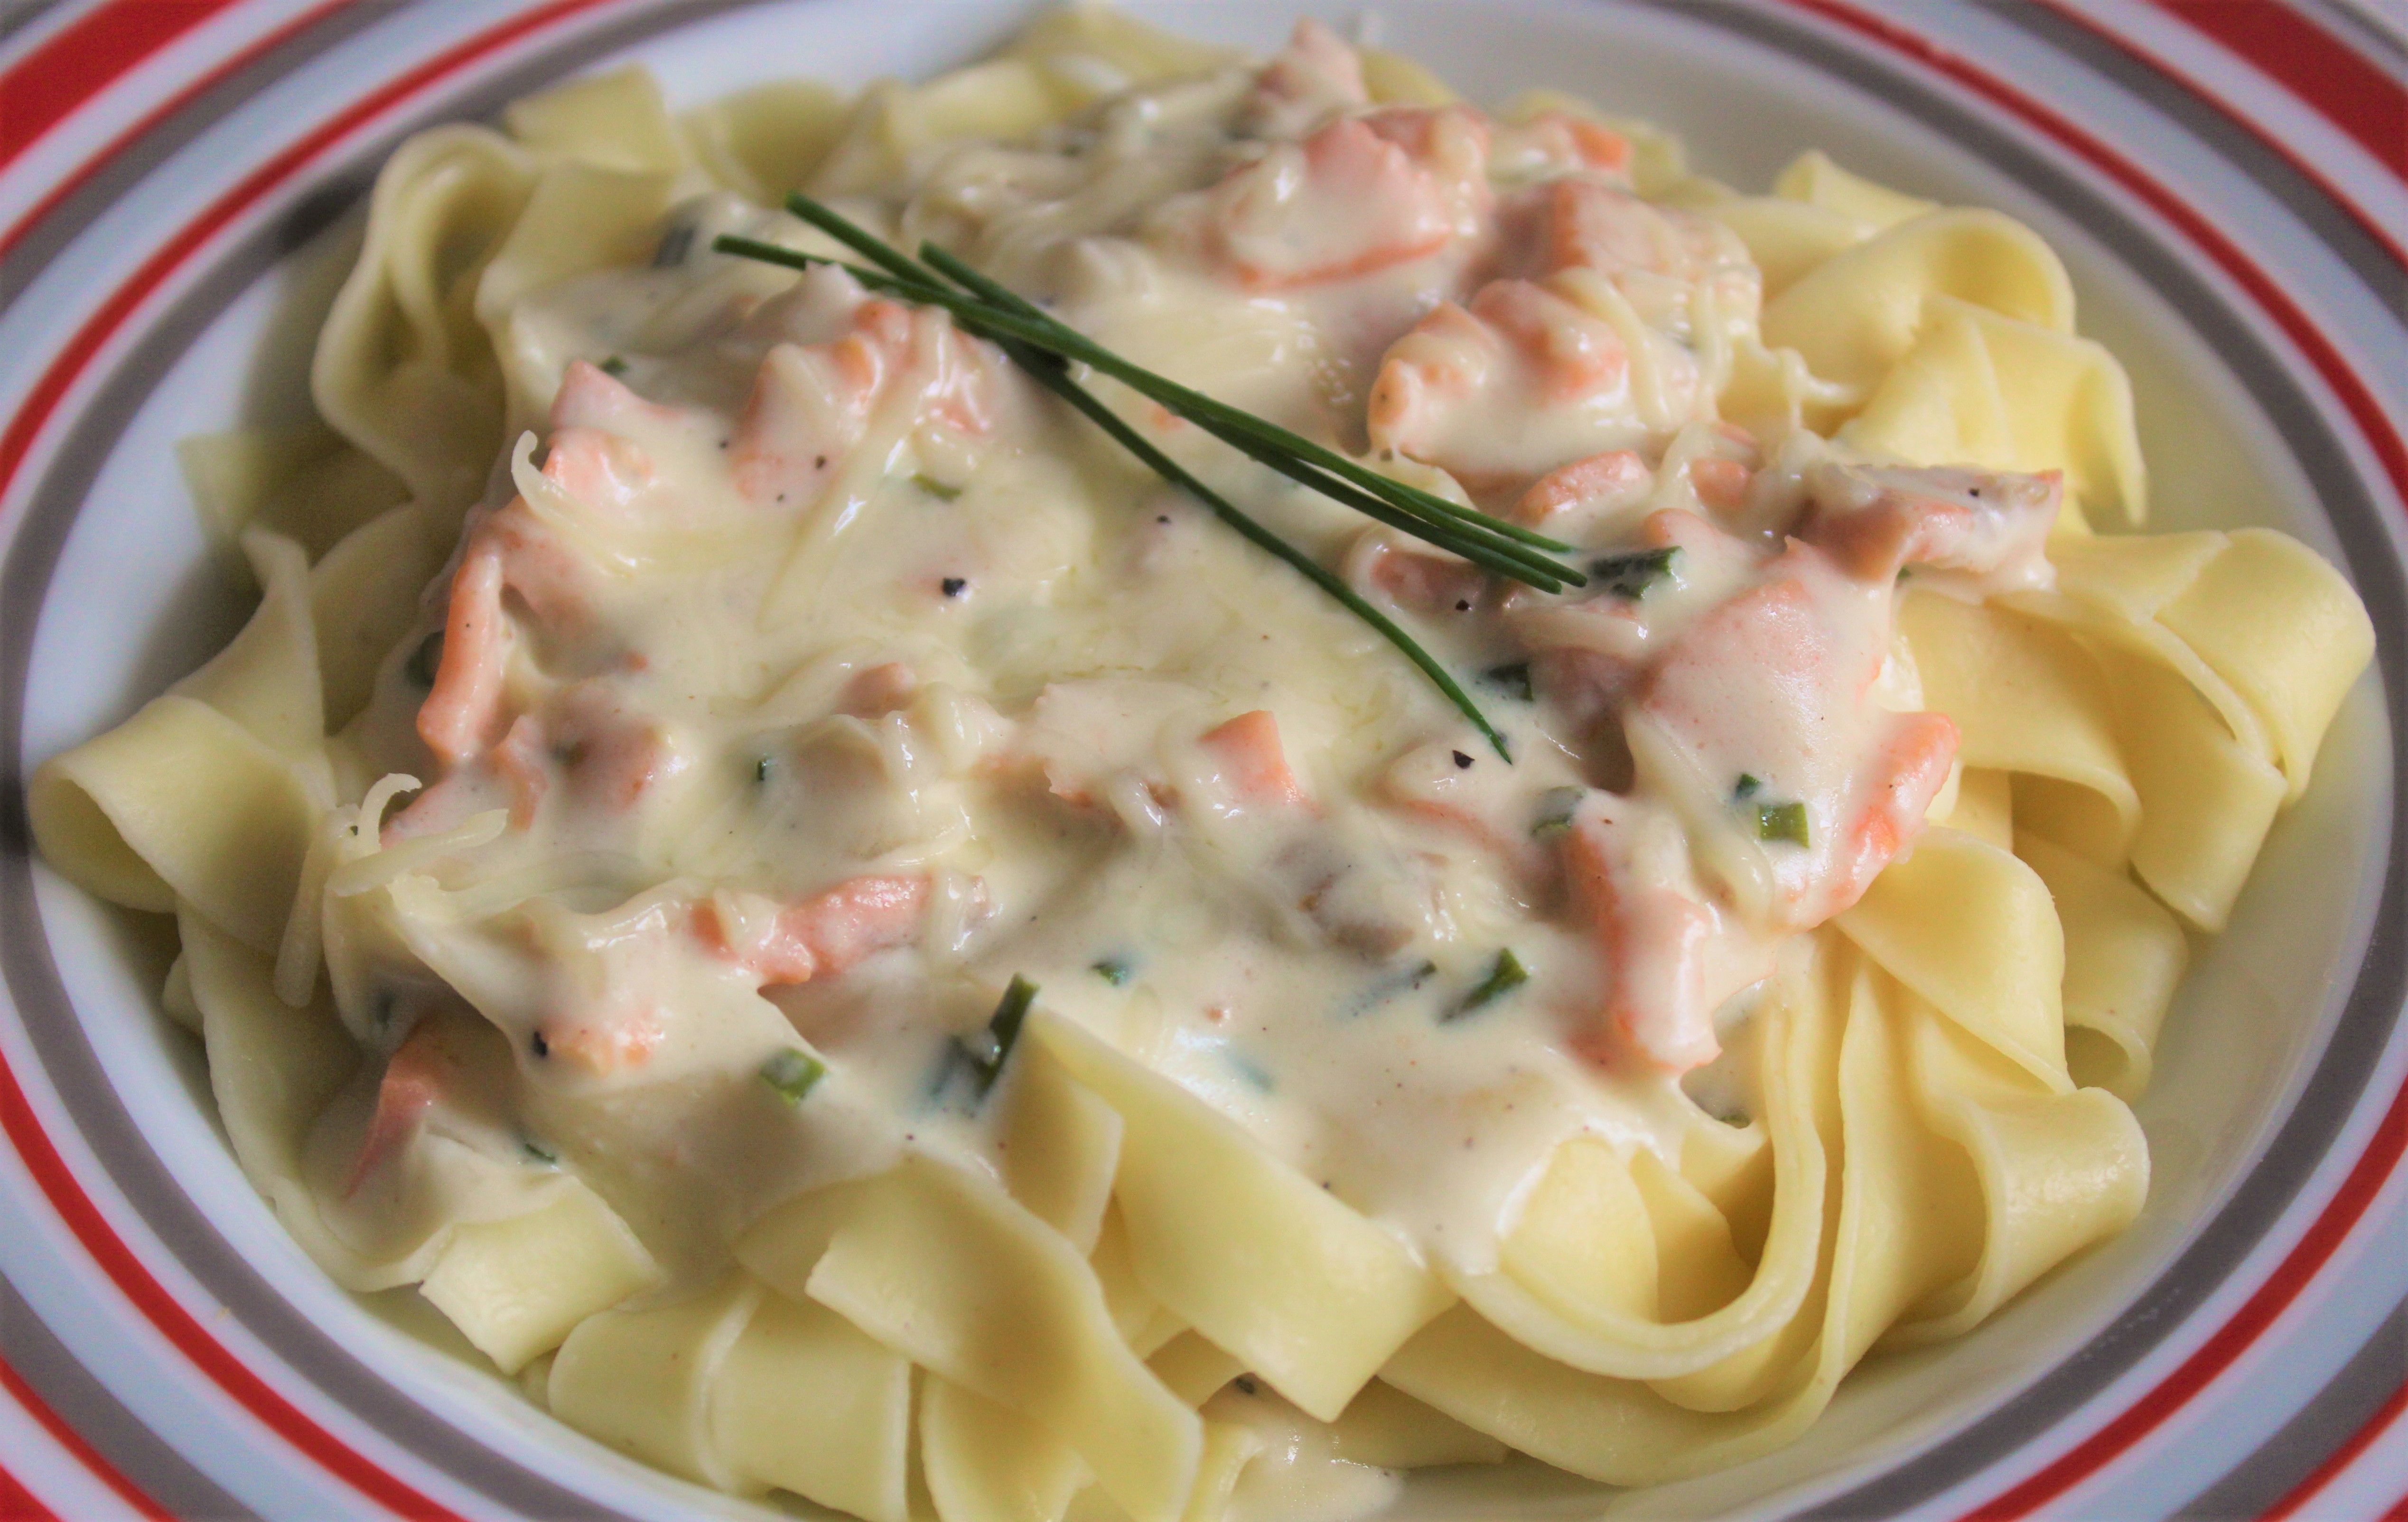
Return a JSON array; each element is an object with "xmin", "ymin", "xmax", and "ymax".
[
  {"xmin": 1447, "ymin": 949, "xmax": 1530, "ymax": 1021},
  {"xmin": 521, "ymin": 1139, "xmax": 558, "ymax": 1166},
  {"xmin": 653, "ymin": 221, "xmax": 695, "ymax": 268},
  {"xmin": 1483, "ymin": 662, "xmax": 1533, "ymax": 702},
  {"xmin": 1756, "ymin": 800, "xmax": 1810, "ymax": 846},
  {"xmin": 598, "ymin": 354, "xmax": 629, "ymax": 377},
  {"xmin": 985, "ymin": 975, "xmax": 1036, "ymax": 1073},
  {"xmin": 1733, "ymin": 773, "xmax": 1762, "ymax": 801},
  {"xmin": 403, "ymin": 630, "xmax": 443, "ymax": 687},
  {"xmin": 1226, "ymin": 1050, "xmax": 1274, "ymax": 1092},
  {"xmin": 1092, "ymin": 956, "xmax": 1133, "ymax": 986},
  {"xmin": 1591, "ymin": 546, "xmax": 1680, "ymax": 600},
  {"xmin": 943, "ymin": 975, "xmax": 1040, "ymax": 1101},
  {"xmin": 761, "ymin": 1047, "xmax": 828, "ymax": 1102},
  {"xmin": 1532, "ymin": 786, "xmax": 1584, "ymax": 838},
  {"xmin": 911, "ymin": 472, "xmax": 962, "ymax": 502},
  {"xmin": 754, "ymin": 755, "xmax": 773, "ymax": 784},
  {"xmin": 1349, "ymin": 960, "xmax": 1436, "ymax": 1018}
]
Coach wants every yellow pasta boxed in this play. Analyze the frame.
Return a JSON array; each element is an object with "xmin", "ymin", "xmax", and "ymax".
[{"xmin": 28, "ymin": 11, "xmax": 2372, "ymax": 1519}]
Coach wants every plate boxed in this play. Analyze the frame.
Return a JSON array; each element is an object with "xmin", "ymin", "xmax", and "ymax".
[{"xmin": 2, "ymin": 2, "xmax": 2402, "ymax": 1518}]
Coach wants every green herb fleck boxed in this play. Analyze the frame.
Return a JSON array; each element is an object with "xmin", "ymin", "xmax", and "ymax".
[
  {"xmin": 1447, "ymin": 949, "xmax": 1530, "ymax": 1021},
  {"xmin": 1226, "ymin": 1050, "xmax": 1274, "ymax": 1092},
  {"xmin": 911, "ymin": 473, "xmax": 962, "ymax": 502},
  {"xmin": 1483, "ymin": 662, "xmax": 1533, "ymax": 702},
  {"xmin": 945, "ymin": 975, "xmax": 1040, "ymax": 1100},
  {"xmin": 521, "ymin": 1139, "xmax": 558, "ymax": 1166},
  {"xmin": 1733, "ymin": 773, "xmax": 1762, "ymax": 801},
  {"xmin": 1755, "ymin": 800, "xmax": 1810, "ymax": 846},
  {"xmin": 1092, "ymin": 956, "xmax": 1133, "ymax": 986},
  {"xmin": 984, "ymin": 976, "xmax": 1036, "ymax": 1076},
  {"xmin": 1348, "ymin": 960, "xmax": 1435, "ymax": 1018},
  {"xmin": 754, "ymin": 755, "xmax": 773, "ymax": 784},
  {"xmin": 403, "ymin": 630, "xmax": 443, "ymax": 687},
  {"xmin": 598, "ymin": 354, "xmax": 629, "ymax": 377},
  {"xmin": 653, "ymin": 221, "xmax": 695, "ymax": 268},
  {"xmin": 760, "ymin": 1047, "xmax": 827, "ymax": 1103},
  {"xmin": 1532, "ymin": 786, "xmax": 1584, "ymax": 838},
  {"xmin": 1591, "ymin": 546, "xmax": 1680, "ymax": 600}
]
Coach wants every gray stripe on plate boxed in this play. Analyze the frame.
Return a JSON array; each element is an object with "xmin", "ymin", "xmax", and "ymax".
[
  {"xmin": 2306, "ymin": 0, "xmax": 2408, "ymax": 68},
  {"xmin": 2180, "ymin": 1299, "xmax": 2408, "ymax": 1520},
  {"xmin": 0, "ymin": 1270, "xmax": 252, "ymax": 1520},
  {"xmin": 0, "ymin": 0, "xmax": 2399, "ymax": 1517},
  {"xmin": 0, "ymin": 0, "xmax": 68, "ymax": 50},
  {"xmin": 1981, "ymin": 0, "xmax": 2406, "ymax": 303}
]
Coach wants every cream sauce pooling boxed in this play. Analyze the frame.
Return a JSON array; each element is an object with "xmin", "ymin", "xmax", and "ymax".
[{"xmin": 332, "ymin": 22, "xmax": 2062, "ymax": 1287}]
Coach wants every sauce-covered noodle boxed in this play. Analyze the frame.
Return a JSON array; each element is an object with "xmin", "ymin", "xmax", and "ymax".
[{"xmin": 32, "ymin": 12, "xmax": 2375, "ymax": 1520}]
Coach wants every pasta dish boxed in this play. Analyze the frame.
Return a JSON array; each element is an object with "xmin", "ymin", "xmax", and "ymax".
[{"xmin": 31, "ymin": 10, "xmax": 2375, "ymax": 1519}]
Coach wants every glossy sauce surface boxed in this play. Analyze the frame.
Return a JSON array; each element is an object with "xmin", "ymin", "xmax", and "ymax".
[{"xmin": 328, "ymin": 21, "xmax": 2060, "ymax": 1287}]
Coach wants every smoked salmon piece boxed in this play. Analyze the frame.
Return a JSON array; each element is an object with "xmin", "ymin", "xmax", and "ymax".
[
  {"xmin": 1798, "ymin": 461, "xmax": 2061, "ymax": 588},
  {"xmin": 696, "ymin": 874, "xmax": 932, "ymax": 987},
  {"xmin": 1243, "ymin": 17, "xmax": 1369, "ymax": 137},
  {"xmin": 732, "ymin": 298, "xmax": 997, "ymax": 507},
  {"xmin": 1562, "ymin": 803, "xmax": 1735, "ymax": 1073},
  {"xmin": 1367, "ymin": 277, "xmax": 1635, "ymax": 485},
  {"xmin": 1199, "ymin": 710, "xmax": 1308, "ymax": 808},
  {"xmin": 349, "ymin": 1016, "xmax": 451, "ymax": 1191},
  {"xmin": 417, "ymin": 537, "xmax": 512, "ymax": 767},
  {"xmin": 1195, "ymin": 116, "xmax": 1470, "ymax": 291}
]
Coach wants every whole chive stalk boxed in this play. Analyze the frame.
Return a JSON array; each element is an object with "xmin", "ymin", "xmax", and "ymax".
[
  {"xmin": 714, "ymin": 219, "xmax": 1580, "ymax": 583},
  {"xmin": 709, "ymin": 221, "xmax": 1516, "ymax": 759},
  {"xmin": 914, "ymin": 238, "xmax": 1580, "ymax": 566},
  {"xmin": 760, "ymin": 1046, "xmax": 827, "ymax": 1103},
  {"xmin": 923, "ymin": 241, "xmax": 1572, "ymax": 589},
  {"xmin": 1447, "ymin": 949, "xmax": 1530, "ymax": 1021}
]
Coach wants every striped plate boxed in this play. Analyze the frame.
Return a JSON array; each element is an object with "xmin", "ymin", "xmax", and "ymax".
[{"xmin": 1, "ymin": 2, "xmax": 2401, "ymax": 1518}]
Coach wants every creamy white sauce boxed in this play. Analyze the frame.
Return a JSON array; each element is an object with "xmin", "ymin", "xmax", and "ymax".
[{"xmin": 332, "ymin": 21, "xmax": 2064, "ymax": 1300}]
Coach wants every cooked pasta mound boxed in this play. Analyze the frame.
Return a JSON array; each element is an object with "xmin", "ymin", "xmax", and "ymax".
[{"xmin": 33, "ymin": 12, "xmax": 2375, "ymax": 1518}]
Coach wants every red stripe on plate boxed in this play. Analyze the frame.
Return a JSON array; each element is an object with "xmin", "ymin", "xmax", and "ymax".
[
  {"xmin": 1772, "ymin": 0, "xmax": 2408, "ymax": 1515},
  {"xmin": 0, "ymin": 4, "xmax": 623, "ymax": 1508},
  {"xmin": 0, "ymin": 1357, "xmax": 171, "ymax": 1522},
  {"xmin": 2029, "ymin": 0, "xmax": 2408, "ymax": 272},
  {"xmin": 2261, "ymin": 1378, "xmax": 2408, "ymax": 1522},
  {"xmin": 0, "ymin": 0, "xmax": 245, "ymax": 169},
  {"xmin": 0, "ymin": 1461, "xmax": 59, "ymax": 1522},
  {"xmin": 2146, "ymin": 0, "xmax": 2408, "ymax": 180},
  {"xmin": 0, "ymin": 0, "xmax": 359, "ymax": 262}
]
